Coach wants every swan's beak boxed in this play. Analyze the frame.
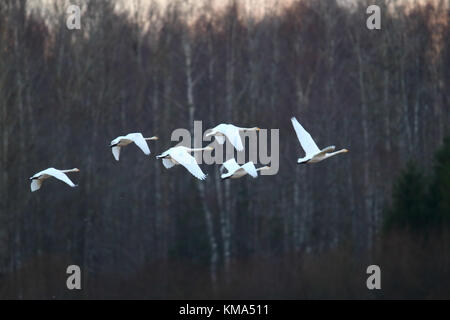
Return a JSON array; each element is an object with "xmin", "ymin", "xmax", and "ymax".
[
  {"xmin": 74, "ymin": 168, "xmax": 80, "ymax": 172},
  {"xmin": 205, "ymin": 146, "xmax": 214, "ymax": 151}
]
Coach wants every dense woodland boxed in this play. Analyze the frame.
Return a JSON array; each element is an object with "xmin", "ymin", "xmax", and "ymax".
[{"xmin": 0, "ymin": 0, "xmax": 449, "ymax": 299}]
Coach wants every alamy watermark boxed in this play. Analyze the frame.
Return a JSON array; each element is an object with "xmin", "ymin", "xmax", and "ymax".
[
  {"xmin": 366, "ymin": 265, "xmax": 381, "ymax": 290},
  {"xmin": 66, "ymin": 5, "xmax": 81, "ymax": 30},
  {"xmin": 366, "ymin": 5, "xmax": 381, "ymax": 30},
  {"xmin": 66, "ymin": 265, "xmax": 81, "ymax": 290}
]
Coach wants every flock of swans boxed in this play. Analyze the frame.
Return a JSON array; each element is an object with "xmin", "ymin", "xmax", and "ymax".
[{"xmin": 29, "ymin": 117, "xmax": 348, "ymax": 191}]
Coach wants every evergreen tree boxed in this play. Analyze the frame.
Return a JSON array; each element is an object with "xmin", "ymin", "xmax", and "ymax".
[
  {"xmin": 429, "ymin": 137, "xmax": 450, "ymax": 226},
  {"xmin": 384, "ymin": 162, "xmax": 429, "ymax": 231},
  {"xmin": 385, "ymin": 138, "xmax": 450, "ymax": 232}
]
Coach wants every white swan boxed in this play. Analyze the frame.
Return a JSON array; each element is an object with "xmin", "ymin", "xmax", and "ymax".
[
  {"xmin": 291, "ymin": 117, "xmax": 348, "ymax": 164},
  {"xmin": 220, "ymin": 158, "xmax": 270, "ymax": 180},
  {"xmin": 156, "ymin": 146, "xmax": 213, "ymax": 180},
  {"xmin": 110, "ymin": 133, "xmax": 158, "ymax": 161},
  {"xmin": 29, "ymin": 168, "xmax": 80, "ymax": 192},
  {"xmin": 205, "ymin": 124, "xmax": 260, "ymax": 151}
]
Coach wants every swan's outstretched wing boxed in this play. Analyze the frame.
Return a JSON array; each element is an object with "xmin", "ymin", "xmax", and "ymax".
[
  {"xmin": 46, "ymin": 168, "xmax": 77, "ymax": 187},
  {"xmin": 241, "ymin": 161, "xmax": 258, "ymax": 178},
  {"xmin": 169, "ymin": 149, "xmax": 207, "ymax": 180},
  {"xmin": 224, "ymin": 125, "xmax": 244, "ymax": 151},
  {"xmin": 39, "ymin": 168, "xmax": 77, "ymax": 188},
  {"xmin": 291, "ymin": 117, "xmax": 320, "ymax": 157},
  {"xmin": 316, "ymin": 145, "xmax": 335, "ymax": 157},
  {"xmin": 30, "ymin": 179, "xmax": 43, "ymax": 192},
  {"xmin": 111, "ymin": 146, "xmax": 121, "ymax": 161},
  {"xmin": 30, "ymin": 169, "xmax": 47, "ymax": 192},
  {"xmin": 127, "ymin": 133, "xmax": 151, "ymax": 155},
  {"xmin": 221, "ymin": 158, "xmax": 241, "ymax": 174},
  {"xmin": 162, "ymin": 158, "xmax": 175, "ymax": 169}
]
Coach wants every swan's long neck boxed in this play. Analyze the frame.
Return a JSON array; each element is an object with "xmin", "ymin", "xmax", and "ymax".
[
  {"xmin": 62, "ymin": 168, "xmax": 79, "ymax": 173},
  {"xmin": 240, "ymin": 127, "xmax": 260, "ymax": 131},
  {"xmin": 325, "ymin": 149, "xmax": 348, "ymax": 158},
  {"xmin": 256, "ymin": 166, "xmax": 270, "ymax": 172},
  {"xmin": 188, "ymin": 147, "xmax": 213, "ymax": 152},
  {"xmin": 145, "ymin": 136, "xmax": 158, "ymax": 141}
]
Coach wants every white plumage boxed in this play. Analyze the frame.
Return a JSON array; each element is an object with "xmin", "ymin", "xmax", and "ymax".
[
  {"xmin": 110, "ymin": 133, "xmax": 158, "ymax": 161},
  {"xmin": 205, "ymin": 124, "xmax": 260, "ymax": 151},
  {"xmin": 29, "ymin": 168, "xmax": 80, "ymax": 192},
  {"xmin": 291, "ymin": 117, "xmax": 348, "ymax": 164},
  {"xmin": 156, "ymin": 146, "xmax": 213, "ymax": 180},
  {"xmin": 220, "ymin": 158, "xmax": 269, "ymax": 180}
]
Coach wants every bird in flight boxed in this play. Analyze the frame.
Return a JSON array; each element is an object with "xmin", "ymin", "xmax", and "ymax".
[
  {"xmin": 205, "ymin": 124, "xmax": 260, "ymax": 151},
  {"xmin": 29, "ymin": 167, "xmax": 80, "ymax": 192},
  {"xmin": 110, "ymin": 133, "xmax": 158, "ymax": 161},
  {"xmin": 291, "ymin": 117, "xmax": 348, "ymax": 164},
  {"xmin": 220, "ymin": 158, "xmax": 270, "ymax": 180},
  {"xmin": 156, "ymin": 146, "xmax": 213, "ymax": 180}
]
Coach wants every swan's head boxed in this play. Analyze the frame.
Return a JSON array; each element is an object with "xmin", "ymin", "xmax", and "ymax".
[
  {"xmin": 256, "ymin": 127, "xmax": 261, "ymax": 131},
  {"xmin": 72, "ymin": 168, "xmax": 80, "ymax": 172},
  {"xmin": 150, "ymin": 136, "xmax": 159, "ymax": 140},
  {"xmin": 342, "ymin": 148, "xmax": 349, "ymax": 153},
  {"xmin": 205, "ymin": 146, "xmax": 214, "ymax": 151}
]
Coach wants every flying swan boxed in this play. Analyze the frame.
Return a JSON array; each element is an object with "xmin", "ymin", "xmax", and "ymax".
[
  {"xmin": 220, "ymin": 158, "xmax": 270, "ymax": 180},
  {"xmin": 29, "ymin": 168, "xmax": 80, "ymax": 192},
  {"xmin": 156, "ymin": 146, "xmax": 213, "ymax": 180},
  {"xmin": 205, "ymin": 124, "xmax": 260, "ymax": 151},
  {"xmin": 110, "ymin": 133, "xmax": 158, "ymax": 161},
  {"xmin": 291, "ymin": 117, "xmax": 348, "ymax": 164}
]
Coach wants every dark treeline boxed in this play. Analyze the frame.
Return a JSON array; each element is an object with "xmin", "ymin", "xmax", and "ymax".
[{"xmin": 0, "ymin": 0, "xmax": 449, "ymax": 299}]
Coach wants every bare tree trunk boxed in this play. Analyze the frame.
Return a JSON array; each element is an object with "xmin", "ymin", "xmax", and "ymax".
[
  {"xmin": 221, "ymin": 10, "xmax": 237, "ymax": 278},
  {"xmin": 400, "ymin": 56, "xmax": 413, "ymax": 155},
  {"xmin": 354, "ymin": 34, "xmax": 373, "ymax": 251},
  {"xmin": 183, "ymin": 32, "xmax": 218, "ymax": 291},
  {"xmin": 13, "ymin": 9, "xmax": 26, "ymax": 297}
]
